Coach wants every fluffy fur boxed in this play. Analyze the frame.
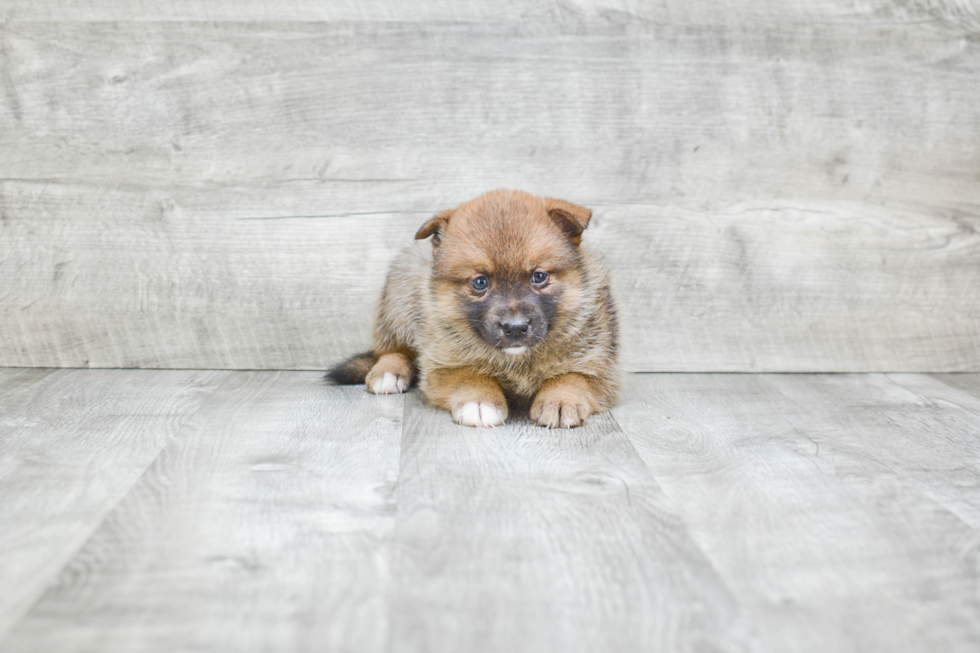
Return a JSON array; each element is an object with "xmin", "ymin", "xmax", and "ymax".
[{"xmin": 326, "ymin": 189, "xmax": 620, "ymax": 428}]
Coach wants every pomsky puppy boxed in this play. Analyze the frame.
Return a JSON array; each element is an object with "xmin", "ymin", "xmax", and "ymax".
[{"xmin": 326, "ymin": 189, "xmax": 620, "ymax": 428}]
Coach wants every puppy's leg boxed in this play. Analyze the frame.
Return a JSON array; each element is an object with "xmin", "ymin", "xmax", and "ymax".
[
  {"xmin": 425, "ymin": 367, "xmax": 507, "ymax": 427},
  {"xmin": 366, "ymin": 246, "xmax": 429, "ymax": 395},
  {"xmin": 366, "ymin": 351, "xmax": 414, "ymax": 395},
  {"xmin": 530, "ymin": 373, "xmax": 602, "ymax": 428}
]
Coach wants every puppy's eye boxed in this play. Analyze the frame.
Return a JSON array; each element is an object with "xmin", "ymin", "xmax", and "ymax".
[
  {"xmin": 469, "ymin": 276, "xmax": 489, "ymax": 292},
  {"xmin": 531, "ymin": 271, "xmax": 549, "ymax": 286}
]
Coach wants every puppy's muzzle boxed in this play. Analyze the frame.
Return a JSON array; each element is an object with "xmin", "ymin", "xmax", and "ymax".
[{"xmin": 479, "ymin": 298, "xmax": 547, "ymax": 351}]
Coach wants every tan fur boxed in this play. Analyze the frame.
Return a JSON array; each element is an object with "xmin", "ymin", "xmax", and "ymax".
[
  {"xmin": 365, "ymin": 352, "xmax": 414, "ymax": 394},
  {"xmin": 425, "ymin": 366, "xmax": 509, "ymax": 420},
  {"xmin": 361, "ymin": 189, "xmax": 620, "ymax": 428},
  {"xmin": 529, "ymin": 373, "xmax": 604, "ymax": 428}
]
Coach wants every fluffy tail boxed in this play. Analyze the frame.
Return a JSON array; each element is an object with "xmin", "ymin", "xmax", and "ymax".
[{"xmin": 324, "ymin": 351, "xmax": 377, "ymax": 385}]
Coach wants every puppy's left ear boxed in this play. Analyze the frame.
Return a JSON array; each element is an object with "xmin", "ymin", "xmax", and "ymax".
[
  {"xmin": 545, "ymin": 198, "xmax": 592, "ymax": 247},
  {"xmin": 415, "ymin": 209, "xmax": 454, "ymax": 246}
]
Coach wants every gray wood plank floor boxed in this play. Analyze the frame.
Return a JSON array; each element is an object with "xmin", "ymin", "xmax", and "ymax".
[{"xmin": 1, "ymin": 369, "xmax": 979, "ymax": 652}]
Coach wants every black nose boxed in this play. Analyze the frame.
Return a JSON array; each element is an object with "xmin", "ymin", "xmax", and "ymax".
[{"xmin": 500, "ymin": 318, "xmax": 530, "ymax": 339}]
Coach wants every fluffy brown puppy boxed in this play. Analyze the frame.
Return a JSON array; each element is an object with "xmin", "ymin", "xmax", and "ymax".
[{"xmin": 327, "ymin": 189, "xmax": 620, "ymax": 428}]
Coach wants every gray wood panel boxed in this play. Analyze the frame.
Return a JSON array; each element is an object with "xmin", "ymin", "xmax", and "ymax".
[
  {"xmin": 0, "ymin": 368, "xmax": 228, "ymax": 641},
  {"xmin": 931, "ymin": 373, "xmax": 980, "ymax": 401},
  {"xmin": 2, "ymin": 19, "xmax": 978, "ymax": 371},
  {"xmin": 2, "ymin": 186, "xmax": 977, "ymax": 371},
  {"xmin": 773, "ymin": 373, "xmax": 980, "ymax": 526},
  {"xmin": 1, "ymin": 372, "xmax": 404, "ymax": 652},
  {"xmin": 2, "ymin": 22, "xmax": 977, "ymax": 209},
  {"xmin": 2, "ymin": 0, "xmax": 978, "ymax": 28},
  {"xmin": 614, "ymin": 373, "xmax": 980, "ymax": 652},
  {"xmin": 0, "ymin": 183, "xmax": 408, "ymax": 370},
  {"xmin": 387, "ymin": 391, "xmax": 741, "ymax": 653}
]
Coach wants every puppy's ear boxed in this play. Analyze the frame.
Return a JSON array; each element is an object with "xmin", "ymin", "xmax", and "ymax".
[
  {"xmin": 415, "ymin": 209, "xmax": 454, "ymax": 246},
  {"xmin": 545, "ymin": 198, "xmax": 592, "ymax": 247}
]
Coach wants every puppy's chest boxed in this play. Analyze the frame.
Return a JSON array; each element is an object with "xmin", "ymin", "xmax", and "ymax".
[{"xmin": 492, "ymin": 358, "xmax": 561, "ymax": 398}]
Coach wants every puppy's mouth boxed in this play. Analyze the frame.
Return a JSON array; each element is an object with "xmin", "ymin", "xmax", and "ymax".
[{"xmin": 502, "ymin": 346, "xmax": 529, "ymax": 356}]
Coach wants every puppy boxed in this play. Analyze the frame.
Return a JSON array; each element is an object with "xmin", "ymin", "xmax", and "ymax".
[{"xmin": 327, "ymin": 189, "xmax": 620, "ymax": 428}]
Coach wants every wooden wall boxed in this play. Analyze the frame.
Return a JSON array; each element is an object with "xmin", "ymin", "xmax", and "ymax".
[{"xmin": 1, "ymin": 3, "xmax": 978, "ymax": 371}]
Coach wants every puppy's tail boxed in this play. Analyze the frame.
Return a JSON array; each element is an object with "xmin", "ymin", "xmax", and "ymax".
[{"xmin": 324, "ymin": 352, "xmax": 377, "ymax": 385}]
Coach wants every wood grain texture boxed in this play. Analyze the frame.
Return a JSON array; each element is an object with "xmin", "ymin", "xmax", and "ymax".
[
  {"xmin": 2, "ymin": 187, "xmax": 977, "ymax": 371},
  {"xmin": 774, "ymin": 373, "xmax": 980, "ymax": 527},
  {"xmin": 2, "ymin": 370, "xmax": 980, "ymax": 651},
  {"xmin": 387, "ymin": 392, "xmax": 741, "ymax": 653},
  {"xmin": 0, "ymin": 368, "xmax": 228, "ymax": 641},
  {"xmin": 615, "ymin": 373, "xmax": 980, "ymax": 652},
  {"xmin": 599, "ymin": 202, "xmax": 980, "ymax": 372},
  {"xmin": 1, "ymin": 19, "xmax": 978, "ymax": 371},
  {"xmin": 2, "ymin": 22, "xmax": 977, "ymax": 209},
  {"xmin": 1, "ymin": 372, "xmax": 404, "ymax": 653},
  {"xmin": 1, "ymin": 0, "xmax": 978, "ymax": 29},
  {"xmin": 931, "ymin": 373, "xmax": 980, "ymax": 400}
]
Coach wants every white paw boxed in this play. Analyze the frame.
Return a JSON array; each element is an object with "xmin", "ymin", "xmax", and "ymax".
[
  {"xmin": 371, "ymin": 372, "xmax": 408, "ymax": 395},
  {"xmin": 453, "ymin": 402, "xmax": 506, "ymax": 428}
]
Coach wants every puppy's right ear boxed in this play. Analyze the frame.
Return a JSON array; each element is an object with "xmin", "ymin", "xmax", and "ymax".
[{"xmin": 415, "ymin": 209, "xmax": 454, "ymax": 246}]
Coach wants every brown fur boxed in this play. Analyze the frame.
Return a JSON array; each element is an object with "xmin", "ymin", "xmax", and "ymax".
[
  {"xmin": 425, "ymin": 366, "xmax": 509, "ymax": 420},
  {"xmin": 328, "ymin": 189, "xmax": 620, "ymax": 428},
  {"xmin": 364, "ymin": 352, "xmax": 414, "ymax": 391}
]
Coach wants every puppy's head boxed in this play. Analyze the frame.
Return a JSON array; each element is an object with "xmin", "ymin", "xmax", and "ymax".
[{"xmin": 416, "ymin": 189, "xmax": 592, "ymax": 355}]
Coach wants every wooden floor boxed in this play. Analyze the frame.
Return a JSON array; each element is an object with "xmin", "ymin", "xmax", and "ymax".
[{"xmin": 1, "ymin": 369, "xmax": 979, "ymax": 652}]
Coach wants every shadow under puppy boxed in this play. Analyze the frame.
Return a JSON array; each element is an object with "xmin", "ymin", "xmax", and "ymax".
[{"xmin": 327, "ymin": 189, "xmax": 620, "ymax": 428}]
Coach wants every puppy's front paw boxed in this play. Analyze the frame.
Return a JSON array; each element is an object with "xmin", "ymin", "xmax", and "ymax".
[
  {"xmin": 453, "ymin": 402, "xmax": 506, "ymax": 428},
  {"xmin": 365, "ymin": 353, "xmax": 414, "ymax": 395},
  {"xmin": 531, "ymin": 373, "xmax": 600, "ymax": 428},
  {"xmin": 369, "ymin": 371, "xmax": 409, "ymax": 395},
  {"xmin": 531, "ymin": 396, "xmax": 591, "ymax": 428}
]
